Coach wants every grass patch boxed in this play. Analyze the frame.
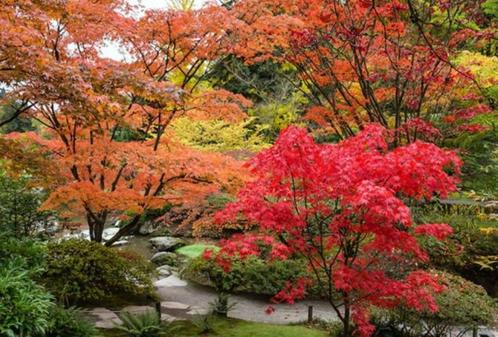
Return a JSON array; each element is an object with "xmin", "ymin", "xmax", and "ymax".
[
  {"xmin": 176, "ymin": 244, "xmax": 219, "ymax": 259},
  {"xmin": 100, "ymin": 317, "xmax": 329, "ymax": 337}
]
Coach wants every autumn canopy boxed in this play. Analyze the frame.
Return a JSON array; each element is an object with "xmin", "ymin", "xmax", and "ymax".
[{"xmin": 0, "ymin": 0, "xmax": 496, "ymax": 336}]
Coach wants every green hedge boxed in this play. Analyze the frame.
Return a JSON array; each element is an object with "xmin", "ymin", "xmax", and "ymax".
[
  {"xmin": 43, "ymin": 239, "xmax": 154, "ymax": 305},
  {"xmin": 182, "ymin": 255, "xmax": 317, "ymax": 296}
]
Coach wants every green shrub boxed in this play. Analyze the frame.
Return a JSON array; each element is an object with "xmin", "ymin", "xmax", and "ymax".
[
  {"xmin": 0, "ymin": 260, "xmax": 53, "ymax": 337},
  {"xmin": 191, "ymin": 314, "xmax": 215, "ymax": 334},
  {"xmin": 43, "ymin": 239, "xmax": 154, "ymax": 305},
  {"xmin": 183, "ymin": 255, "xmax": 312, "ymax": 296},
  {"xmin": 372, "ymin": 271, "xmax": 497, "ymax": 337},
  {"xmin": 0, "ymin": 172, "xmax": 53, "ymax": 237},
  {"xmin": 116, "ymin": 310, "xmax": 174, "ymax": 337},
  {"xmin": 0, "ymin": 236, "xmax": 47, "ymax": 275},
  {"xmin": 45, "ymin": 306, "xmax": 98, "ymax": 337},
  {"xmin": 414, "ymin": 204, "xmax": 498, "ymax": 296}
]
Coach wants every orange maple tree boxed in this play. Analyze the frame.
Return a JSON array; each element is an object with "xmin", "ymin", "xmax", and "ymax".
[
  {"xmin": 223, "ymin": 0, "xmax": 495, "ymax": 142},
  {"xmin": 0, "ymin": 1, "xmax": 249, "ymax": 244}
]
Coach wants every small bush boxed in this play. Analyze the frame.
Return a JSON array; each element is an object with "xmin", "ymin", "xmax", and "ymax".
[
  {"xmin": 183, "ymin": 255, "xmax": 312, "ymax": 296},
  {"xmin": 0, "ymin": 236, "xmax": 47, "ymax": 275},
  {"xmin": 372, "ymin": 271, "xmax": 497, "ymax": 337},
  {"xmin": 0, "ymin": 260, "xmax": 53, "ymax": 337},
  {"xmin": 0, "ymin": 172, "xmax": 53, "ymax": 237},
  {"xmin": 43, "ymin": 239, "xmax": 154, "ymax": 305},
  {"xmin": 191, "ymin": 314, "xmax": 214, "ymax": 334},
  {"xmin": 416, "ymin": 211, "xmax": 498, "ymax": 296},
  {"xmin": 45, "ymin": 306, "xmax": 98, "ymax": 337},
  {"xmin": 116, "ymin": 310, "xmax": 174, "ymax": 337}
]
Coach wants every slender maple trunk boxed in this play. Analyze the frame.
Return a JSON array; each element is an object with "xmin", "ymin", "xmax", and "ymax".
[
  {"xmin": 342, "ymin": 297, "xmax": 352, "ymax": 337},
  {"xmin": 104, "ymin": 215, "xmax": 141, "ymax": 247}
]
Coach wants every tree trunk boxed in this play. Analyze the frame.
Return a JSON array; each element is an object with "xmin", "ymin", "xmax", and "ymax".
[
  {"xmin": 104, "ymin": 215, "xmax": 141, "ymax": 247},
  {"xmin": 343, "ymin": 297, "xmax": 352, "ymax": 337},
  {"xmin": 94, "ymin": 221, "xmax": 103, "ymax": 242},
  {"xmin": 86, "ymin": 214, "xmax": 105, "ymax": 242}
]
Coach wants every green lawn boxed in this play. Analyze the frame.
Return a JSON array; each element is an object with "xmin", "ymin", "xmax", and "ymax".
[
  {"xmin": 175, "ymin": 244, "xmax": 220, "ymax": 259},
  {"xmin": 100, "ymin": 317, "xmax": 329, "ymax": 337}
]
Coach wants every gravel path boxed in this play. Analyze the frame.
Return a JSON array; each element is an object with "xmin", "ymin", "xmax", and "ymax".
[
  {"xmin": 87, "ymin": 273, "xmax": 338, "ymax": 328},
  {"xmin": 88, "ymin": 273, "xmax": 498, "ymax": 337},
  {"xmin": 155, "ymin": 274, "xmax": 339, "ymax": 324}
]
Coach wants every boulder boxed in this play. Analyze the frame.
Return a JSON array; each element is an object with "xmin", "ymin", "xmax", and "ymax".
[
  {"xmin": 149, "ymin": 236, "xmax": 185, "ymax": 252},
  {"xmin": 156, "ymin": 265, "xmax": 172, "ymax": 277},
  {"xmin": 139, "ymin": 221, "xmax": 158, "ymax": 235},
  {"xmin": 122, "ymin": 306, "xmax": 155, "ymax": 315},
  {"xmin": 111, "ymin": 240, "xmax": 128, "ymax": 247},
  {"xmin": 154, "ymin": 274, "xmax": 187, "ymax": 287},
  {"xmin": 150, "ymin": 252, "xmax": 178, "ymax": 266},
  {"xmin": 78, "ymin": 229, "xmax": 91, "ymax": 241},
  {"xmin": 102, "ymin": 227, "xmax": 120, "ymax": 241}
]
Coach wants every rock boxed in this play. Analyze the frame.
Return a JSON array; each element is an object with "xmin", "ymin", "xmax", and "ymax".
[
  {"xmin": 150, "ymin": 228, "xmax": 173, "ymax": 237},
  {"xmin": 112, "ymin": 240, "xmax": 128, "ymax": 247},
  {"xmin": 161, "ymin": 301, "xmax": 190, "ymax": 310},
  {"xmin": 88, "ymin": 308, "xmax": 122, "ymax": 329},
  {"xmin": 139, "ymin": 221, "xmax": 157, "ymax": 235},
  {"xmin": 156, "ymin": 265, "xmax": 172, "ymax": 277},
  {"xmin": 122, "ymin": 306, "xmax": 155, "ymax": 315},
  {"xmin": 102, "ymin": 227, "xmax": 120, "ymax": 241},
  {"xmin": 154, "ymin": 274, "xmax": 187, "ymax": 287},
  {"xmin": 186, "ymin": 307, "xmax": 211, "ymax": 315},
  {"xmin": 149, "ymin": 236, "xmax": 185, "ymax": 252},
  {"xmin": 161, "ymin": 313, "xmax": 176, "ymax": 322},
  {"xmin": 158, "ymin": 269, "xmax": 171, "ymax": 277},
  {"xmin": 78, "ymin": 229, "xmax": 91, "ymax": 240},
  {"xmin": 150, "ymin": 252, "xmax": 178, "ymax": 266},
  {"xmin": 61, "ymin": 233, "xmax": 79, "ymax": 241},
  {"xmin": 43, "ymin": 219, "xmax": 61, "ymax": 235},
  {"xmin": 95, "ymin": 319, "xmax": 122, "ymax": 329}
]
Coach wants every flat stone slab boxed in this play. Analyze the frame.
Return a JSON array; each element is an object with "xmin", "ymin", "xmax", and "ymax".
[
  {"xmin": 161, "ymin": 313, "xmax": 177, "ymax": 322},
  {"xmin": 161, "ymin": 301, "xmax": 190, "ymax": 310},
  {"xmin": 88, "ymin": 307, "xmax": 120, "ymax": 320},
  {"xmin": 122, "ymin": 305, "xmax": 156, "ymax": 315},
  {"xmin": 186, "ymin": 307, "xmax": 211, "ymax": 316},
  {"xmin": 154, "ymin": 275, "xmax": 187, "ymax": 288},
  {"xmin": 87, "ymin": 308, "xmax": 123, "ymax": 329},
  {"xmin": 95, "ymin": 318, "xmax": 123, "ymax": 329}
]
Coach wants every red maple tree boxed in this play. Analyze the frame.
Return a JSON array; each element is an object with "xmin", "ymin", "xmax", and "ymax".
[{"xmin": 214, "ymin": 124, "xmax": 462, "ymax": 337}]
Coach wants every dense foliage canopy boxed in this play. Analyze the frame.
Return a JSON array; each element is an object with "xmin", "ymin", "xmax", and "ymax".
[{"xmin": 0, "ymin": 1, "xmax": 496, "ymax": 336}]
